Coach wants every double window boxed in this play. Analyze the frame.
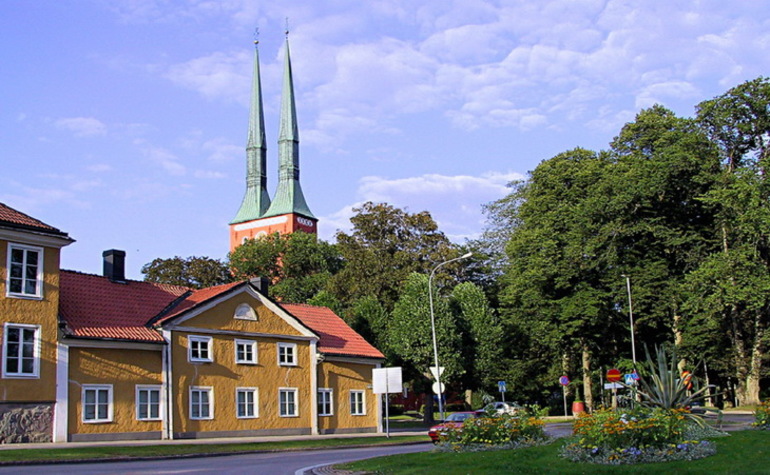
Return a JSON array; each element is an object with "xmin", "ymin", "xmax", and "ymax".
[
  {"xmin": 318, "ymin": 388, "xmax": 333, "ymax": 416},
  {"xmin": 136, "ymin": 386, "xmax": 162, "ymax": 421},
  {"xmin": 190, "ymin": 387, "xmax": 213, "ymax": 420},
  {"xmin": 279, "ymin": 388, "xmax": 298, "ymax": 417},
  {"xmin": 83, "ymin": 385, "xmax": 113, "ymax": 423},
  {"xmin": 350, "ymin": 390, "xmax": 366, "ymax": 416},
  {"xmin": 2, "ymin": 323, "xmax": 40, "ymax": 378},
  {"xmin": 188, "ymin": 335, "xmax": 212, "ymax": 362},
  {"xmin": 236, "ymin": 387, "xmax": 258, "ymax": 419},
  {"xmin": 235, "ymin": 339, "xmax": 257, "ymax": 365},
  {"xmin": 277, "ymin": 342, "xmax": 297, "ymax": 366},
  {"xmin": 7, "ymin": 244, "xmax": 42, "ymax": 298}
]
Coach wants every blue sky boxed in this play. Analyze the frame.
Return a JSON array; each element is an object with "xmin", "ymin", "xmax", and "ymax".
[{"xmin": 2, "ymin": 0, "xmax": 769, "ymax": 279}]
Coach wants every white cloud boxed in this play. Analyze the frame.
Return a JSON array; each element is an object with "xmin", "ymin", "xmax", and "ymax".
[
  {"xmin": 144, "ymin": 147, "xmax": 186, "ymax": 176},
  {"xmin": 55, "ymin": 117, "xmax": 107, "ymax": 137},
  {"xmin": 165, "ymin": 51, "xmax": 251, "ymax": 103}
]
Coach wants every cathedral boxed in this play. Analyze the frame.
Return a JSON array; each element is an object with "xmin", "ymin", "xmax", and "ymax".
[{"xmin": 229, "ymin": 35, "xmax": 318, "ymax": 252}]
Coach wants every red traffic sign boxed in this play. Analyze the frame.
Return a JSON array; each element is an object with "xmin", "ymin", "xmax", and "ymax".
[
  {"xmin": 559, "ymin": 375, "xmax": 570, "ymax": 386},
  {"xmin": 606, "ymin": 368, "xmax": 622, "ymax": 383}
]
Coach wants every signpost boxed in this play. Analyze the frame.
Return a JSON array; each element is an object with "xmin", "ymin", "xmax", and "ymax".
[
  {"xmin": 373, "ymin": 367, "xmax": 403, "ymax": 437},
  {"xmin": 607, "ymin": 368, "xmax": 621, "ymax": 409},
  {"xmin": 559, "ymin": 375, "xmax": 570, "ymax": 417},
  {"xmin": 498, "ymin": 380, "xmax": 507, "ymax": 402}
]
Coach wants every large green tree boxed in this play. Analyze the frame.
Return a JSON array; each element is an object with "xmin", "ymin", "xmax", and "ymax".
[{"xmin": 141, "ymin": 256, "xmax": 233, "ymax": 289}]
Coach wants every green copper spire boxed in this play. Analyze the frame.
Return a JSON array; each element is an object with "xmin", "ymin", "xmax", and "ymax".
[
  {"xmin": 264, "ymin": 35, "xmax": 315, "ymax": 220},
  {"xmin": 231, "ymin": 39, "xmax": 271, "ymax": 224}
]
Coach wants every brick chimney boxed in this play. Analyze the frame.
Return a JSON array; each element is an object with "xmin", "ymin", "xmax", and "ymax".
[{"xmin": 103, "ymin": 249, "xmax": 126, "ymax": 283}]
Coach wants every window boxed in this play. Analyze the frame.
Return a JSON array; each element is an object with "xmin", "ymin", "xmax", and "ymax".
[
  {"xmin": 318, "ymin": 388, "xmax": 333, "ymax": 416},
  {"xmin": 279, "ymin": 388, "xmax": 298, "ymax": 417},
  {"xmin": 188, "ymin": 335, "xmax": 212, "ymax": 362},
  {"xmin": 235, "ymin": 339, "xmax": 257, "ymax": 365},
  {"xmin": 83, "ymin": 385, "xmax": 113, "ymax": 423},
  {"xmin": 277, "ymin": 342, "xmax": 297, "ymax": 366},
  {"xmin": 190, "ymin": 387, "xmax": 213, "ymax": 420},
  {"xmin": 236, "ymin": 387, "xmax": 258, "ymax": 419},
  {"xmin": 136, "ymin": 386, "xmax": 161, "ymax": 421},
  {"xmin": 2, "ymin": 323, "xmax": 40, "ymax": 378},
  {"xmin": 350, "ymin": 390, "xmax": 366, "ymax": 416},
  {"xmin": 7, "ymin": 244, "xmax": 42, "ymax": 298},
  {"xmin": 234, "ymin": 303, "xmax": 257, "ymax": 321}
]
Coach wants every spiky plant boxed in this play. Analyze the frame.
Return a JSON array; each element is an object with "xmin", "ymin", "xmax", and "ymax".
[{"xmin": 628, "ymin": 345, "xmax": 720, "ymax": 426}]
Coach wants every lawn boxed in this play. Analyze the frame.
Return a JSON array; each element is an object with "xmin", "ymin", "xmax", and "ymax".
[
  {"xmin": 0, "ymin": 435, "xmax": 427, "ymax": 464},
  {"xmin": 341, "ymin": 430, "xmax": 770, "ymax": 474}
]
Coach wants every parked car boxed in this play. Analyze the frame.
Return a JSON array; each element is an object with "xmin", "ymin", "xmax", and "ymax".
[
  {"xmin": 483, "ymin": 401, "xmax": 523, "ymax": 415},
  {"xmin": 427, "ymin": 411, "xmax": 482, "ymax": 443}
]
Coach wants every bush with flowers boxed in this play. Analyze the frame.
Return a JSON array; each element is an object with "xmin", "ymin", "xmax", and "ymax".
[
  {"xmin": 753, "ymin": 400, "xmax": 770, "ymax": 429},
  {"xmin": 436, "ymin": 405, "xmax": 549, "ymax": 452},
  {"xmin": 560, "ymin": 407, "xmax": 717, "ymax": 464}
]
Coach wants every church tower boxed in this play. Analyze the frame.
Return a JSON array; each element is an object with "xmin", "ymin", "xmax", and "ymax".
[{"xmin": 229, "ymin": 34, "xmax": 317, "ymax": 253}]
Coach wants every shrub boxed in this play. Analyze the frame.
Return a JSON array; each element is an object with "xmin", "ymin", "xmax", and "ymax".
[
  {"xmin": 753, "ymin": 400, "xmax": 770, "ymax": 429},
  {"xmin": 387, "ymin": 404, "xmax": 405, "ymax": 416},
  {"xmin": 437, "ymin": 405, "xmax": 548, "ymax": 451}
]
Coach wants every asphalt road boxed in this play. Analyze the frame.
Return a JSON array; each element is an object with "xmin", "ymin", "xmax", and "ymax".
[{"xmin": 0, "ymin": 444, "xmax": 431, "ymax": 475}]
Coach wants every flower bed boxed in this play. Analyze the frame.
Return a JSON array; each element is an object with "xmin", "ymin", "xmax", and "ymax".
[
  {"xmin": 753, "ymin": 400, "xmax": 770, "ymax": 429},
  {"xmin": 560, "ymin": 408, "xmax": 718, "ymax": 464},
  {"xmin": 436, "ymin": 407, "xmax": 548, "ymax": 452}
]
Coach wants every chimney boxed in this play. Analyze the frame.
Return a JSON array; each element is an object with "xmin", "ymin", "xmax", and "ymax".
[
  {"xmin": 250, "ymin": 276, "xmax": 269, "ymax": 295},
  {"xmin": 103, "ymin": 249, "xmax": 126, "ymax": 283}
]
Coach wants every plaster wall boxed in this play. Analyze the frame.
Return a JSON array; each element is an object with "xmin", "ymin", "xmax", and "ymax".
[{"xmin": 317, "ymin": 360, "xmax": 379, "ymax": 433}]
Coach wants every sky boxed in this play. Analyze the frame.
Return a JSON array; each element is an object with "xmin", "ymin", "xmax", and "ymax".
[{"xmin": 2, "ymin": 0, "xmax": 769, "ymax": 280}]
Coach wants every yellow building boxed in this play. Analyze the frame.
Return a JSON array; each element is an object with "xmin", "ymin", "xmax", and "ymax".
[{"xmin": 1, "ymin": 202, "xmax": 384, "ymax": 443}]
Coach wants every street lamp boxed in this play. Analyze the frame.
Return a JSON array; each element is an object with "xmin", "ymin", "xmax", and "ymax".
[
  {"xmin": 429, "ymin": 251, "xmax": 472, "ymax": 422},
  {"xmin": 621, "ymin": 274, "xmax": 637, "ymax": 368}
]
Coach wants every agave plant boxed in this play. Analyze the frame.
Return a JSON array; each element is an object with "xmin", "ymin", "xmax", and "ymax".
[{"xmin": 627, "ymin": 345, "xmax": 720, "ymax": 426}]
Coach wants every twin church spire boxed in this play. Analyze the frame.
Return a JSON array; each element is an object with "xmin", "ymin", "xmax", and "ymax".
[{"xmin": 229, "ymin": 33, "xmax": 317, "ymax": 252}]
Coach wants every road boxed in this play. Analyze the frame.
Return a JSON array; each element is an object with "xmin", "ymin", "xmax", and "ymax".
[{"xmin": 0, "ymin": 443, "xmax": 431, "ymax": 475}]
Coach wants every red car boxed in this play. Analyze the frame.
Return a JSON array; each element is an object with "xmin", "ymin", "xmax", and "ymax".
[{"xmin": 427, "ymin": 411, "xmax": 481, "ymax": 443}]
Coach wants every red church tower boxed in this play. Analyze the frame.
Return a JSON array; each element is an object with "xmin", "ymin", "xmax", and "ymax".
[{"xmin": 229, "ymin": 34, "xmax": 317, "ymax": 253}]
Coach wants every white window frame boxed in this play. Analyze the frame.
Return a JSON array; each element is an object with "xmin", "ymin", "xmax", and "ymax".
[
  {"xmin": 190, "ymin": 386, "xmax": 214, "ymax": 420},
  {"xmin": 136, "ymin": 385, "xmax": 162, "ymax": 421},
  {"xmin": 236, "ymin": 387, "xmax": 259, "ymax": 419},
  {"xmin": 6, "ymin": 243, "xmax": 43, "ymax": 299},
  {"xmin": 350, "ymin": 390, "xmax": 366, "ymax": 416},
  {"xmin": 2, "ymin": 323, "xmax": 41, "ymax": 378},
  {"xmin": 82, "ymin": 384, "xmax": 113, "ymax": 423},
  {"xmin": 279, "ymin": 387, "xmax": 298, "ymax": 417},
  {"xmin": 277, "ymin": 342, "xmax": 297, "ymax": 366},
  {"xmin": 188, "ymin": 335, "xmax": 213, "ymax": 363},
  {"xmin": 235, "ymin": 339, "xmax": 257, "ymax": 365},
  {"xmin": 318, "ymin": 388, "xmax": 333, "ymax": 417}
]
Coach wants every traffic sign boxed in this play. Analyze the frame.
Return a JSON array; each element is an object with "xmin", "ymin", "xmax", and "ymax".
[
  {"xmin": 624, "ymin": 373, "xmax": 636, "ymax": 385},
  {"xmin": 429, "ymin": 366, "xmax": 445, "ymax": 381},
  {"xmin": 498, "ymin": 380, "xmax": 506, "ymax": 393},
  {"xmin": 432, "ymin": 382, "xmax": 446, "ymax": 394},
  {"xmin": 606, "ymin": 368, "xmax": 622, "ymax": 383},
  {"xmin": 631, "ymin": 371, "xmax": 640, "ymax": 381},
  {"xmin": 559, "ymin": 375, "xmax": 570, "ymax": 386}
]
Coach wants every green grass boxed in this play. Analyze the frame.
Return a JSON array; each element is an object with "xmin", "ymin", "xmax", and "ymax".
[
  {"xmin": 0, "ymin": 435, "xmax": 427, "ymax": 464},
  {"xmin": 341, "ymin": 430, "xmax": 770, "ymax": 474}
]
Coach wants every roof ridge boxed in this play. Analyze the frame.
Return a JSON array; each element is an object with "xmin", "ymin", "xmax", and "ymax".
[{"xmin": 60, "ymin": 268, "xmax": 192, "ymax": 291}]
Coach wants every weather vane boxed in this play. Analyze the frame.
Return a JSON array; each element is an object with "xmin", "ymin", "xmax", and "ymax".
[
  {"xmin": 285, "ymin": 17, "xmax": 290, "ymax": 38},
  {"xmin": 253, "ymin": 27, "xmax": 259, "ymax": 45}
]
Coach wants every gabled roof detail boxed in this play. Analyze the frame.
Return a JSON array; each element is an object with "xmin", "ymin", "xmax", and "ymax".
[
  {"xmin": 151, "ymin": 281, "xmax": 247, "ymax": 325},
  {"xmin": 263, "ymin": 37, "xmax": 315, "ymax": 220},
  {"xmin": 59, "ymin": 270, "xmax": 189, "ymax": 342},
  {"xmin": 281, "ymin": 303, "xmax": 384, "ymax": 360},
  {"xmin": 0, "ymin": 202, "xmax": 72, "ymax": 239},
  {"xmin": 231, "ymin": 40, "xmax": 271, "ymax": 224}
]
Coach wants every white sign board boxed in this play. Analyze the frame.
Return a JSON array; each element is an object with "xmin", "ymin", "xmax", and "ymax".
[
  {"xmin": 604, "ymin": 382, "xmax": 624, "ymax": 390},
  {"xmin": 432, "ymin": 381, "xmax": 446, "ymax": 394},
  {"xmin": 429, "ymin": 366, "xmax": 445, "ymax": 381},
  {"xmin": 373, "ymin": 367, "xmax": 403, "ymax": 394}
]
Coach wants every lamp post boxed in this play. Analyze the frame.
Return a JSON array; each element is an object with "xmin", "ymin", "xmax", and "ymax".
[
  {"xmin": 429, "ymin": 252, "xmax": 472, "ymax": 422},
  {"xmin": 621, "ymin": 274, "xmax": 637, "ymax": 368}
]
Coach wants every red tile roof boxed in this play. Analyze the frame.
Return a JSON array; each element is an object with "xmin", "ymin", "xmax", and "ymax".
[
  {"xmin": 281, "ymin": 303, "xmax": 384, "ymax": 360},
  {"xmin": 0, "ymin": 202, "xmax": 70, "ymax": 237},
  {"xmin": 59, "ymin": 274, "xmax": 382, "ymax": 359},
  {"xmin": 59, "ymin": 270, "xmax": 189, "ymax": 342}
]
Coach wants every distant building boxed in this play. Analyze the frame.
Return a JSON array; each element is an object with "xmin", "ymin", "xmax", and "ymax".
[{"xmin": 229, "ymin": 36, "xmax": 317, "ymax": 253}]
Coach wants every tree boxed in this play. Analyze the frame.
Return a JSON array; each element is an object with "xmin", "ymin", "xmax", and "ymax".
[
  {"xmin": 229, "ymin": 232, "xmax": 342, "ymax": 303},
  {"xmin": 141, "ymin": 256, "xmax": 232, "ymax": 289},
  {"xmin": 328, "ymin": 202, "xmax": 457, "ymax": 311}
]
